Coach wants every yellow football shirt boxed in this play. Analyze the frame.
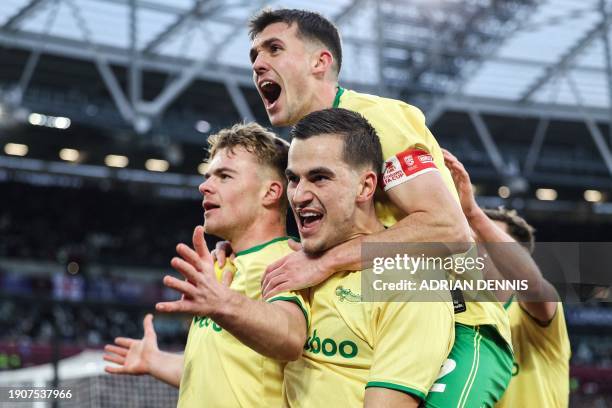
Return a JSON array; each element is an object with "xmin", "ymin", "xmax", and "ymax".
[
  {"xmin": 282, "ymin": 269, "xmax": 455, "ymax": 407},
  {"xmin": 177, "ymin": 237, "xmax": 308, "ymax": 408},
  {"xmin": 335, "ymin": 87, "xmax": 512, "ymax": 349},
  {"xmin": 496, "ymin": 300, "xmax": 570, "ymax": 408}
]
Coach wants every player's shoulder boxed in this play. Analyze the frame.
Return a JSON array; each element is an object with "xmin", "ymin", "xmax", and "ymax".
[
  {"xmin": 511, "ymin": 300, "xmax": 571, "ymax": 352},
  {"xmin": 341, "ymin": 88, "xmax": 426, "ymax": 122},
  {"xmin": 235, "ymin": 237, "xmax": 294, "ymax": 268}
]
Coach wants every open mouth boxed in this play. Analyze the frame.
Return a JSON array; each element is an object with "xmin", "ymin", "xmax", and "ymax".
[
  {"xmin": 203, "ymin": 202, "xmax": 220, "ymax": 212},
  {"xmin": 297, "ymin": 209, "xmax": 324, "ymax": 234},
  {"xmin": 259, "ymin": 80, "xmax": 282, "ymax": 109}
]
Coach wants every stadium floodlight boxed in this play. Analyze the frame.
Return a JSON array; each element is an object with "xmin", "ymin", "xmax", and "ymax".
[
  {"xmin": 145, "ymin": 159, "xmax": 169, "ymax": 172},
  {"xmin": 27, "ymin": 112, "xmax": 71, "ymax": 129},
  {"xmin": 195, "ymin": 120, "xmax": 211, "ymax": 133},
  {"xmin": 498, "ymin": 185, "xmax": 510, "ymax": 198},
  {"xmin": 536, "ymin": 188, "xmax": 557, "ymax": 201},
  {"xmin": 54, "ymin": 117, "xmax": 71, "ymax": 129},
  {"xmin": 198, "ymin": 162, "xmax": 208, "ymax": 175},
  {"xmin": 59, "ymin": 148, "xmax": 80, "ymax": 162},
  {"xmin": 4, "ymin": 143, "xmax": 28, "ymax": 156},
  {"xmin": 105, "ymin": 154, "xmax": 129, "ymax": 168},
  {"xmin": 584, "ymin": 190, "xmax": 603, "ymax": 203},
  {"xmin": 28, "ymin": 113, "xmax": 46, "ymax": 126}
]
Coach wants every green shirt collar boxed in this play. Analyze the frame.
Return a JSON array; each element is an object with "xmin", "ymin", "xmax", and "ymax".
[
  {"xmin": 235, "ymin": 236, "xmax": 291, "ymax": 257},
  {"xmin": 333, "ymin": 86, "xmax": 345, "ymax": 108}
]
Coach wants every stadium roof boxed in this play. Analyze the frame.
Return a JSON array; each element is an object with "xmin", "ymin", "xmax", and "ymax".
[
  {"xmin": 7, "ymin": 0, "xmax": 611, "ymax": 127},
  {"xmin": 1, "ymin": 1, "xmax": 612, "ymax": 188}
]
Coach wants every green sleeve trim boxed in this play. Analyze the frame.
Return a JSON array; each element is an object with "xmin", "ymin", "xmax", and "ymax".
[
  {"xmin": 267, "ymin": 295, "xmax": 310, "ymax": 330},
  {"xmin": 518, "ymin": 301, "xmax": 559, "ymax": 328},
  {"xmin": 505, "ymin": 293, "xmax": 560, "ymax": 327},
  {"xmin": 503, "ymin": 294, "xmax": 515, "ymax": 310},
  {"xmin": 235, "ymin": 236, "xmax": 290, "ymax": 257},
  {"xmin": 365, "ymin": 381, "xmax": 426, "ymax": 401},
  {"xmin": 332, "ymin": 86, "xmax": 345, "ymax": 108}
]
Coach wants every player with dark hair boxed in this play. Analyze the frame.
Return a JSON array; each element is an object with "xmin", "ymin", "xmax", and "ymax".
[
  {"xmin": 103, "ymin": 123, "xmax": 308, "ymax": 407},
  {"xmin": 443, "ymin": 149, "xmax": 571, "ymax": 408},
  {"xmin": 282, "ymin": 108, "xmax": 454, "ymax": 407},
  {"xmin": 232, "ymin": 8, "xmax": 514, "ymax": 407}
]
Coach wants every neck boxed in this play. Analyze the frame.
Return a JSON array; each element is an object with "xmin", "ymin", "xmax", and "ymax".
[
  {"xmin": 307, "ymin": 81, "xmax": 339, "ymax": 113},
  {"xmin": 227, "ymin": 212, "xmax": 287, "ymax": 254},
  {"xmin": 352, "ymin": 205, "xmax": 385, "ymax": 236}
]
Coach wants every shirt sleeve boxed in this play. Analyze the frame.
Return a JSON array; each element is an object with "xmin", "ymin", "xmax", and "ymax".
[
  {"xmin": 358, "ymin": 103, "xmax": 441, "ymax": 192},
  {"xmin": 267, "ymin": 289, "xmax": 311, "ymax": 330},
  {"xmin": 366, "ymin": 301, "xmax": 455, "ymax": 401},
  {"xmin": 518, "ymin": 301, "xmax": 571, "ymax": 360}
]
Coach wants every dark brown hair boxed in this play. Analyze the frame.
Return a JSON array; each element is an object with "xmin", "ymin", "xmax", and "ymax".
[
  {"xmin": 483, "ymin": 207, "xmax": 536, "ymax": 253},
  {"xmin": 249, "ymin": 8, "xmax": 342, "ymax": 76},
  {"xmin": 290, "ymin": 108, "xmax": 383, "ymax": 173}
]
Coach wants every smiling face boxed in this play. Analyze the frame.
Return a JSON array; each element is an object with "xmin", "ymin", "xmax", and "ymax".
[
  {"xmin": 286, "ymin": 134, "xmax": 365, "ymax": 255},
  {"xmin": 198, "ymin": 147, "xmax": 268, "ymax": 241},
  {"xmin": 250, "ymin": 22, "xmax": 317, "ymax": 126}
]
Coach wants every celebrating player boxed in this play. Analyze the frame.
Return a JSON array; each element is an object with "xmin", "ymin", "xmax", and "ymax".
[
  {"xmin": 281, "ymin": 108, "xmax": 454, "ymax": 407},
  {"xmin": 103, "ymin": 123, "xmax": 308, "ymax": 407},
  {"xmin": 236, "ymin": 8, "xmax": 513, "ymax": 406},
  {"xmin": 443, "ymin": 149, "xmax": 571, "ymax": 407}
]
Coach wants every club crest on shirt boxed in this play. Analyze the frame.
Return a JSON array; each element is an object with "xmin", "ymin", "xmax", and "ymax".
[{"xmin": 335, "ymin": 286, "xmax": 361, "ymax": 303}]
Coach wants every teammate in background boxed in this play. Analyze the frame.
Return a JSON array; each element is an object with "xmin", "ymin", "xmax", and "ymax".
[
  {"xmin": 281, "ymin": 108, "xmax": 454, "ymax": 407},
  {"xmin": 103, "ymin": 123, "xmax": 308, "ymax": 407},
  {"xmin": 220, "ymin": 8, "xmax": 513, "ymax": 406},
  {"xmin": 443, "ymin": 149, "xmax": 571, "ymax": 408}
]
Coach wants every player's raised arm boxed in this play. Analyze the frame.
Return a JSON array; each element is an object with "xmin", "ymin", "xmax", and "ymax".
[
  {"xmin": 370, "ymin": 155, "xmax": 471, "ymax": 245},
  {"xmin": 157, "ymin": 226, "xmax": 307, "ymax": 361},
  {"xmin": 329, "ymin": 156, "xmax": 473, "ymax": 265},
  {"xmin": 443, "ymin": 148, "xmax": 558, "ymax": 322},
  {"xmin": 103, "ymin": 314, "xmax": 184, "ymax": 388}
]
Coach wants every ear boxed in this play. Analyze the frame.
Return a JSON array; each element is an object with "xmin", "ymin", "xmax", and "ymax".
[
  {"xmin": 312, "ymin": 49, "xmax": 334, "ymax": 77},
  {"xmin": 262, "ymin": 179, "xmax": 285, "ymax": 207},
  {"xmin": 355, "ymin": 170, "xmax": 378, "ymax": 203}
]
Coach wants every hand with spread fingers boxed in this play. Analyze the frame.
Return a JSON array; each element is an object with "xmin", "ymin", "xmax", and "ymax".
[
  {"xmin": 103, "ymin": 313, "xmax": 158, "ymax": 376},
  {"xmin": 442, "ymin": 148, "xmax": 479, "ymax": 219},
  {"xmin": 156, "ymin": 225, "xmax": 233, "ymax": 317}
]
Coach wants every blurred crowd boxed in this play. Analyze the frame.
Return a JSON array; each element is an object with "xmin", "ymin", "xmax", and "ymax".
[
  {"xmin": 0, "ymin": 266, "xmax": 174, "ymax": 304},
  {"xmin": 0, "ymin": 182, "xmax": 202, "ymax": 266},
  {"xmin": 0, "ymin": 297, "xmax": 188, "ymax": 349}
]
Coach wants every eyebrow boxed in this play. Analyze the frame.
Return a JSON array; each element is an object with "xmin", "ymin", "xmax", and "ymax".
[
  {"xmin": 249, "ymin": 37, "xmax": 283, "ymax": 63},
  {"xmin": 204, "ymin": 166, "xmax": 237, "ymax": 178},
  {"xmin": 285, "ymin": 167, "xmax": 335, "ymax": 179},
  {"xmin": 307, "ymin": 167, "xmax": 335, "ymax": 178}
]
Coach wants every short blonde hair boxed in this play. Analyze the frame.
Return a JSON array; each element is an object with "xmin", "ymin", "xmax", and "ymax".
[{"xmin": 207, "ymin": 122, "xmax": 289, "ymax": 181}]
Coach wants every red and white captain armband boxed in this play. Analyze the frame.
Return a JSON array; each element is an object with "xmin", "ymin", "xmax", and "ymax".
[{"xmin": 380, "ymin": 148, "xmax": 438, "ymax": 191}]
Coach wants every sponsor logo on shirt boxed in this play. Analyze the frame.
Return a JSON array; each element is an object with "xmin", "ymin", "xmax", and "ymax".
[
  {"xmin": 304, "ymin": 328, "xmax": 359, "ymax": 358},
  {"xmin": 193, "ymin": 316, "xmax": 222, "ymax": 332}
]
